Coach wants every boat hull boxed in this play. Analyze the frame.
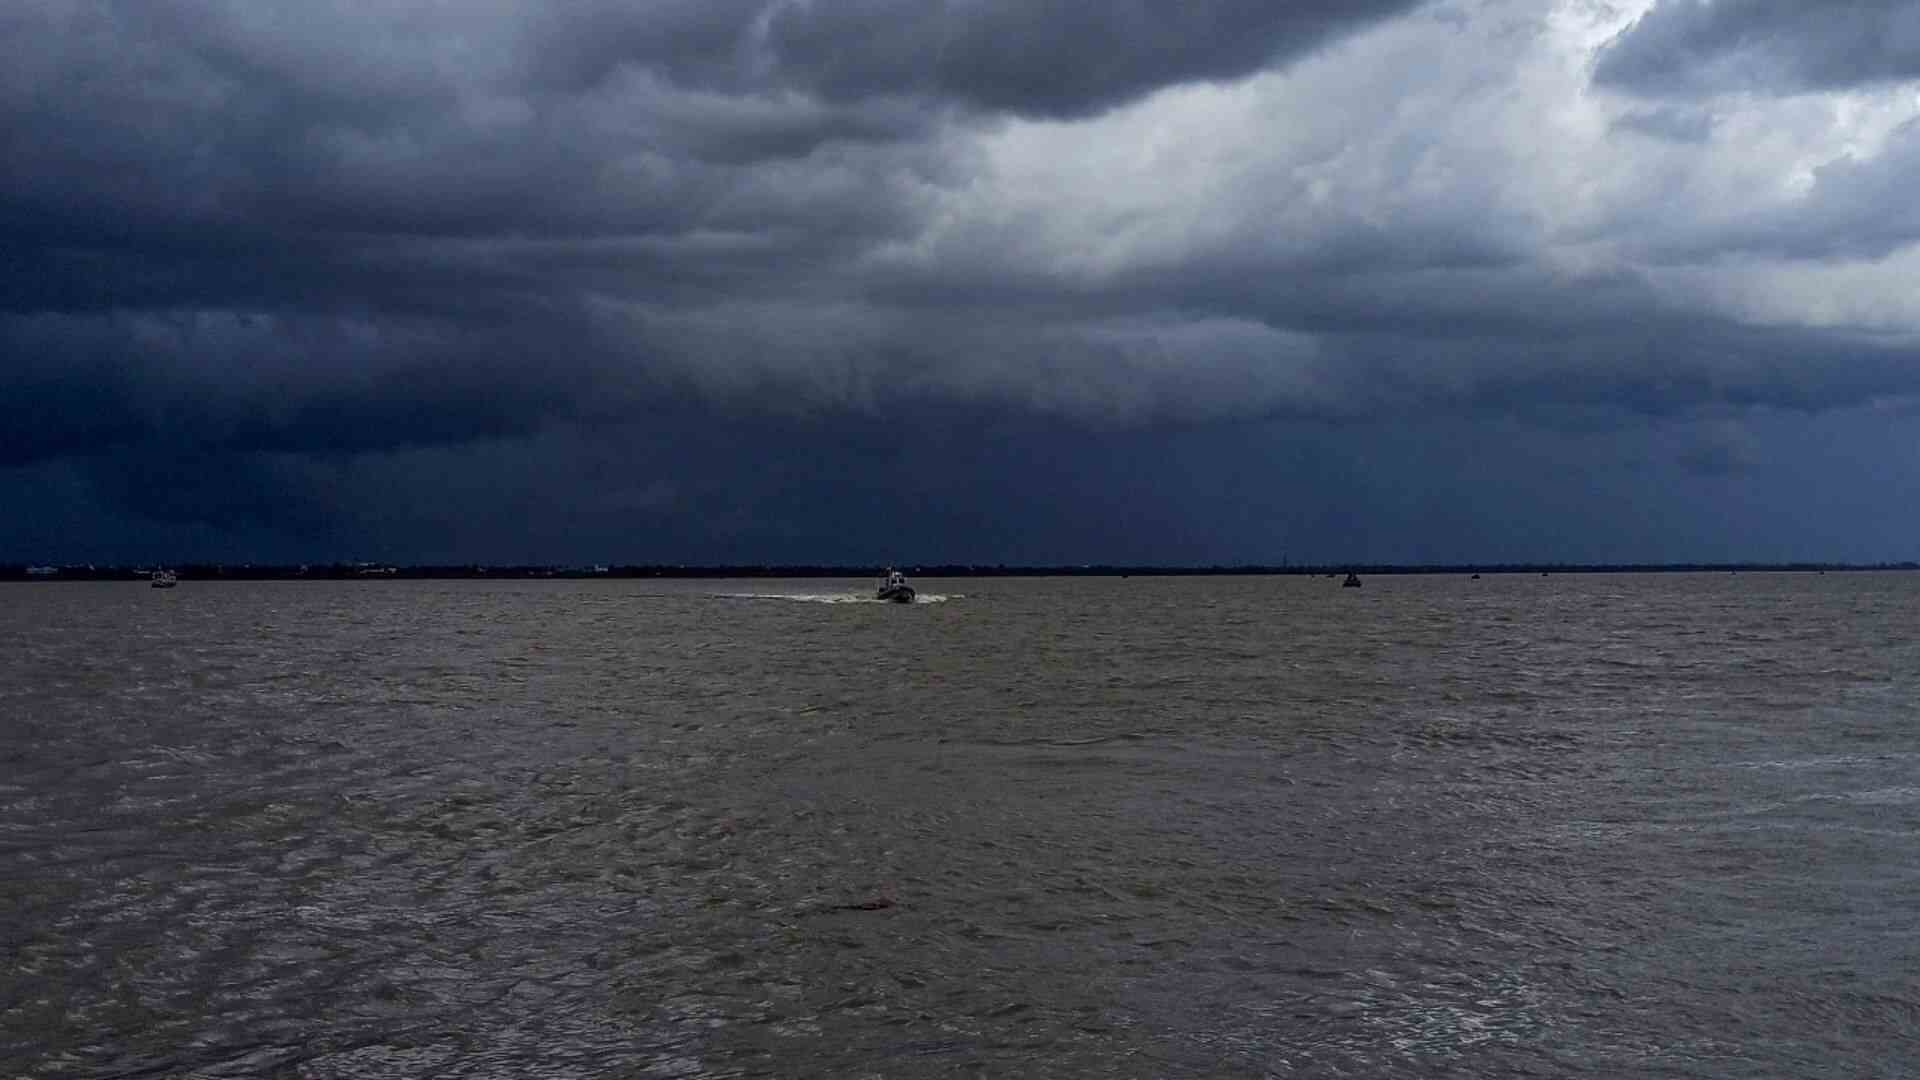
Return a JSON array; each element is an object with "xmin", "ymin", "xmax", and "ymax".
[{"xmin": 876, "ymin": 586, "xmax": 915, "ymax": 604}]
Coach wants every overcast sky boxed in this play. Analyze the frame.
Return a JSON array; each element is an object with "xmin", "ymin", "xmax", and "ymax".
[{"xmin": 6, "ymin": 0, "xmax": 1920, "ymax": 565}]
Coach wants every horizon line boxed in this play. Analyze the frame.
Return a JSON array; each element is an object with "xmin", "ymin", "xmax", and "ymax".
[{"xmin": 6, "ymin": 560, "xmax": 1918, "ymax": 581}]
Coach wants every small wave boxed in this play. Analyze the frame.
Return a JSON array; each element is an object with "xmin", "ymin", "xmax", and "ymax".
[
  {"xmin": 712, "ymin": 592, "xmax": 959, "ymax": 605},
  {"xmin": 1731, "ymin": 752, "xmax": 1920, "ymax": 771},
  {"xmin": 1790, "ymin": 786, "xmax": 1920, "ymax": 807}
]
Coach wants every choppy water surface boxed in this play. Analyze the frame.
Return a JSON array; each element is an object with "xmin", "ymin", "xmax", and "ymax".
[{"xmin": 4, "ymin": 573, "xmax": 1918, "ymax": 1077}]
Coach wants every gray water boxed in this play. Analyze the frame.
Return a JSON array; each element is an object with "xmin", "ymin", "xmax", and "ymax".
[{"xmin": 3, "ymin": 573, "xmax": 1918, "ymax": 1078}]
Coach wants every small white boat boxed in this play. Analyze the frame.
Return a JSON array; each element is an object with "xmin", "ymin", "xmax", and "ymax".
[
  {"xmin": 151, "ymin": 570, "xmax": 178, "ymax": 589},
  {"xmin": 875, "ymin": 569, "xmax": 915, "ymax": 604}
]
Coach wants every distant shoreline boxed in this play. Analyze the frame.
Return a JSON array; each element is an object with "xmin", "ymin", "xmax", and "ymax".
[{"xmin": 5, "ymin": 562, "xmax": 1916, "ymax": 581}]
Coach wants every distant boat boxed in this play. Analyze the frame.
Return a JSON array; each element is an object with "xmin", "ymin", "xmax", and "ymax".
[
  {"xmin": 151, "ymin": 570, "xmax": 178, "ymax": 589},
  {"xmin": 1342, "ymin": 572, "xmax": 1362, "ymax": 588},
  {"xmin": 876, "ymin": 568, "xmax": 916, "ymax": 604}
]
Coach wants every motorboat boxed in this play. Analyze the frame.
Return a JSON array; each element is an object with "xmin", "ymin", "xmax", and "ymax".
[
  {"xmin": 1342, "ymin": 571, "xmax": 1362, "ymax": 588},
  {"xmin": 876, "ymin": 569, "xmax": 916, "ymax": 604},
  {"xmin": 151, "ymin": 570, "xmax": 178, "ymax": 589}
]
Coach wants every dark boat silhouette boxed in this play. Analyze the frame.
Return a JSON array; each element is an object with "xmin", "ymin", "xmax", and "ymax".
[{"xmin": 876, "ymin": 569, "xmax": 916, "ymax": 604}]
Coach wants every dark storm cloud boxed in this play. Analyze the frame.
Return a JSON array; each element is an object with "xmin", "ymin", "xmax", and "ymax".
[
  {"xmin": 524, "ymin": 0, "xmax": 769, "ymax": 94},
  {"xmin": 758, "ymin": 0, "xmax": 1429, "ymax": 119},
  {"xmin": 1, "ymin": 4, "xmax": 947, "ymax": 475},
  {"xmin": 0, "ymin": 307, "xmax": 627, "ymax": 467},
  {"xmin": 2, "ymin": 0, "xmax": 1427, "ymax": 256},
  {"xmin": 0, "ymin": 2, "xmax": 941, "ymax": 260},
  {"xmin": 1594, "ymin": 0, "xmax": 1920, "ymax": 97},
  {"xmin": 524, "ymin": 1, "xmax": 1431, "ymax": 119},
  {"xmin": 7, "ymin": 1, "xmax": 1920, "ymax": 563},
  {"xmin": 0, "ymin": 0, "xmax": 1432, "ymax": 466},
  {"xmin": 20, "ymin": 396, "xmax": 1914, "ymax": 566}
]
